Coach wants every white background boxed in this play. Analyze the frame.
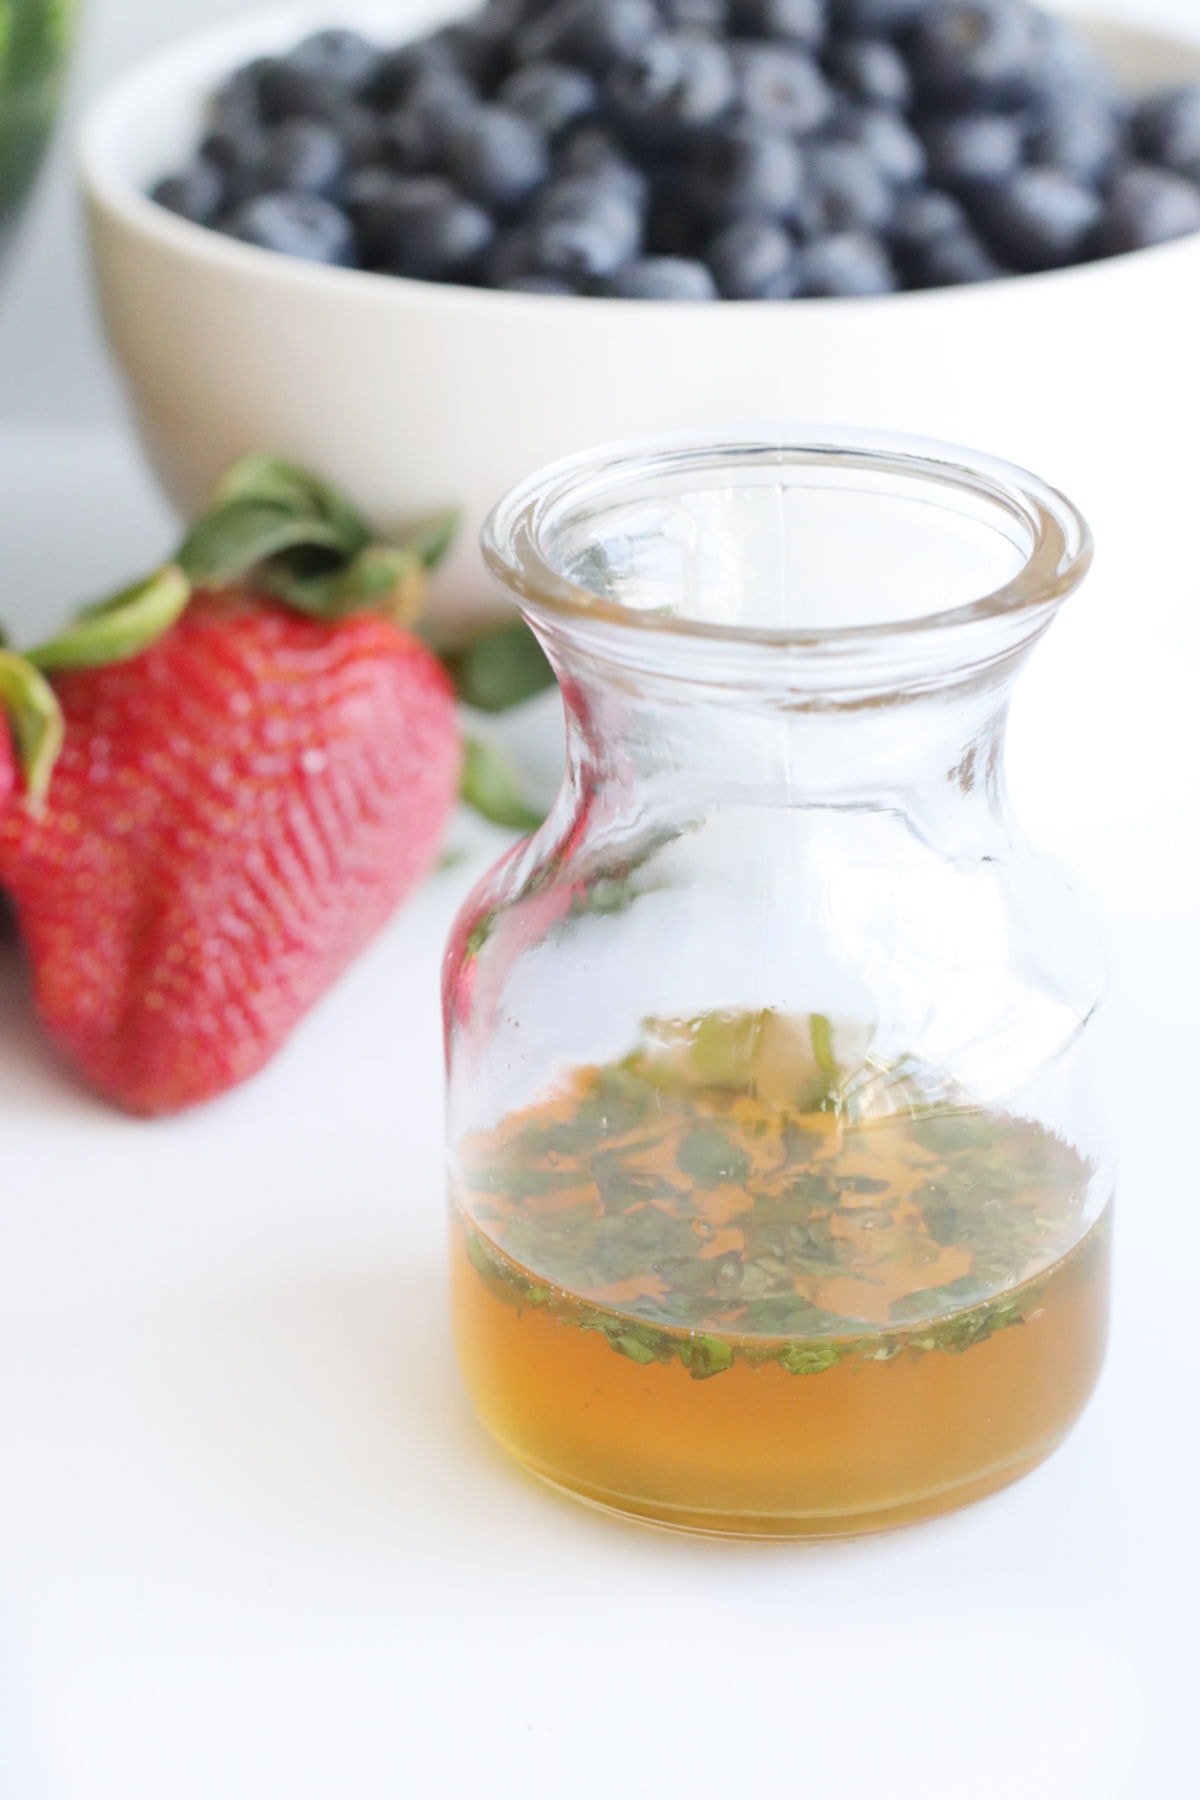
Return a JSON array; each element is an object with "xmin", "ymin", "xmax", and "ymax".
[{"xmin": 2, "ymin": 5, "xmax": 1200, "ymax": 1799}]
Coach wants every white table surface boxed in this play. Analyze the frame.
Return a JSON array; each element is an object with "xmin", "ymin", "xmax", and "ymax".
[{"xmin": 4, "ymin": 5, "xmax": 1200, "ymax": 1797}]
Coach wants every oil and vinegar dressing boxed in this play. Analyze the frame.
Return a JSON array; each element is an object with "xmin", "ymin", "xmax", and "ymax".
[{"xmin": 451, "ymin": 1012, "xmax": 1110, "ymax": 1536}]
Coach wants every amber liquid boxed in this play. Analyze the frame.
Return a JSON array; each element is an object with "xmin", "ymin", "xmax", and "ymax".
[
  {"xmin": 453, "ymin": 1217, "xmax": 1108, "ymax": 1535},
  {"xmin": 451, "ymin": 1023, "xmax": 1111, "ymax": 1537}
]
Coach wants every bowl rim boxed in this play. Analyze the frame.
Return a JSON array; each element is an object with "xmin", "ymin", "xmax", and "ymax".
[{"xmin": 77, "ymin": 0, "xmax": 1200, "ymax": 320}]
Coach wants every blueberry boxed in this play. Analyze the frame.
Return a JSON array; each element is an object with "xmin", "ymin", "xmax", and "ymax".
[
  {"xmin": 407, "ymin": 68, "xmax": 481, "ymax": 132},
  {"xmin": 347, "ymin": 172, "xmax": 493, "ymax": 278},
  {"xmin": 378, "ymin": 70, "xmax": 480, "ymax": 174},
  {"xmin": 516, "ymin": 0, "xmax": 659, "ymax": 76},
  {"xmin": 556, "ymin": 127, "xmax": 649, "ymax": 206},
  {"xmin": 207, "ymin": 59, "xmax": 278, "ymax": 134},
  {"xmin": 226, "ymin": 191, "xmax": 355, "ymax": 265},
  {"xmin": 485, "ymin": 225, "xmax": 541, "ymax": 285},
  {"xmin": 498, "ymin": 63, "xmax": 599, "ymax": 137},
  {"xmin": 259, "ymin": 119, "xmax": 347, "ymax": 196},
  {"xmin": 1134, "ymin": 86, "xmax": 1200, "ymax": 176},
  {"xmin": 912, "ymin": 227, "xmax": 1005, "ymax": 286},
  {"xmin": 442, "ymin": 107, "xmax": 551, "ymax": 211},
  {"xmin": 365, "ymin": 39, "xmax": 460, "ymax": 110},
  {"xmin": 501, "ymin": 273, "xmax": 579, "ymax": 292},
  {"xmin": 289, "ymin": 30, "xmax": 380, "ymax": 92},
  {"xmin": 908, "ymin": 1, "xmax": 1040, "ymax": 103},
  {"xmin": 430, "ymin": 23, "xmax": 515, "ymax": 91},
  {"xmin": 608, "ymin": 36, "xmax": 738, "ymax": 139},
  {"xmin": 339, "ymin": 104, "xmax": 388, "ymax": 170},
  {"xmin": 645, "ymin": 171, "xmax": 705, "ymax": 255},
  {"xmin": 829, "ymin": 0, "xmax": 925, "ymax": 34},
  {"xmin": 921, "ymin": 113, "xmax": 1023, "ymax": 190},
  {"xmin": 836, "ymin": 108, "xmax": 926, "ymax": 186},
  {"xmin": 889, "ymin": 185, "xmax": 968, "ymax": 254},
  {"xmin": 1027, "ymin": 95, "xmax": 1122, "ymax": 187},
  {"xmin": 475, "ymin": 0, "xmax": 539, "ymax": 46},
  {"xmin": 379, "ymin": 112, "xmax": 439, "ymax": 175},
  {"xmin": 808, "ymin": 140, "xmax": 894, "ymax": 232},
  {"xmin": 706, "ymin": 216, "xmax": 796, "ymax": 296},
  {"xmin": 198, "ymin": 122, "xmax": 262, "ymax": 174},
  {"xmin": 660, "ymin": 0, "xmax": 728, "ymax": 30},
  {"xmin": 385, "ymin": 182, "xmax": 495, "ymax": 280},
  {"xmin": 199, "ymin": 126, "xmax": 269, "ymax": 205},
  {"xmin": 606, "ymin": 256, "xmax": 719, "ymax": 298},
  {"xmin": 732, "ymin": 45, "xmax": 834, "ymax": 136},
  {"xmin": 151, "ymin": 159, "xmax": 226, "ymax": 224},
  {"xmin": 794, "ymin": 229, "xmax": 895, "ymax": 294},
  {"xmin": 1094, "ymin": 165, "xmax": 1200, "ymax": 256},
  {"xmin": 345, "ymin": 166, "xmax": 402, "ymax": 260},
  {"xmin": 255, "ymin": 60, "xmax": 348, "ymax": 126},
  {"xmin": 729, "ymin": 0, "xmax": 828, "ymax": 49},
  {"xmin": 1027, "ymin": 13, "xmax": 1121, "ymax": 114},
  {"xmin": 528, "ymin": 176, "xmax": 643, "ymax": 277},
  {"xmin": 688, "ymin": 123, "xmax": 807, "ymax": 222},
  {"xmin": 974, "ymin": 167, "xmax": 1104, "ymax": 272},
  {"xmin": 824, "ymin": 40, "xmax": 912, "ymax": 111}
]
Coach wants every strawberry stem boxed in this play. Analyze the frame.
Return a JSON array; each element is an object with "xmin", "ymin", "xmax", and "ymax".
[
  {"xmin": 28, "ymin": 565, "xmax": 192, "ymax": 672},
  {"xmin": 0, "ymin": 649, "xmax": 64, "ymax": 809}
]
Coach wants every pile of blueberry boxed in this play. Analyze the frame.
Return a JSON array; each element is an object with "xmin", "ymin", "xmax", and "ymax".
[{"xmin": 152, "ymin": 0, "xmax": 1200, "ymax": 299}]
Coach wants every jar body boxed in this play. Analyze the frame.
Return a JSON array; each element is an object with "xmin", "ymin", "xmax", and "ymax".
[{"xmin": 445, "ymin": 433, "xmax": 1110, "ymax": 1538}]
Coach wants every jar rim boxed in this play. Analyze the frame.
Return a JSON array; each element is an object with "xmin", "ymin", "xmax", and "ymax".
[{"xmin": 480, "ymin": 426, "xmax": 1094, "ymax": 651}]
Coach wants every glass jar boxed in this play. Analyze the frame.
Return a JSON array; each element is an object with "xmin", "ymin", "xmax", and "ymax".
[{"xmin": 444, "ymin": 428, "xmax": 1111, "ymax": 1540}]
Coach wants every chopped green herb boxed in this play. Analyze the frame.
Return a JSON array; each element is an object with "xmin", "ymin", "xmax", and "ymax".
[{"xmin": 454, "ymin": 1012, "xmax": 1104, "ymax": 1382}]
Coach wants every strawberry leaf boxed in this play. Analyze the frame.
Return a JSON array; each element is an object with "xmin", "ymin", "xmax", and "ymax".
[
  {"xmin": 444, "ymin": 622, "xmax": 556, "ymax": 713},
  {"xmin": 401, "ymin": 508, "xmax": 460, "ymax": 571},
  {"xmin": 461, "ymin": 736, "xmax": 545, "ymax": 833},
  {"xmin": 29, "ymin": 565, "xmax": 192, "ymax": 672},
  {"xmin": 178, "ymin": 498, "xmax": 359, "ymax": 588},
  {"xmin": 211, "ymin": 453, "xmax": 369, "ymax": 553},
  {"xmin": 0, "ymin": 648, "xmax": 64, "ymax": 807},
  {"xmin": 259, "ymin": 544, "xmax": 425, "ymax": 623}
]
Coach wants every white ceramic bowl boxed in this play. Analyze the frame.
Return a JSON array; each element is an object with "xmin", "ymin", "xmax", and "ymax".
[{"xmin": 79, "ymin": 1, "xmax": 1200, "ymax": 637}]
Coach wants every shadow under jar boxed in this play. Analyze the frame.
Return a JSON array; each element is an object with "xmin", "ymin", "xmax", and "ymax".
[{"xmin": 444, "ymin": 428, "xmax": 1111, "ymax": 1540}]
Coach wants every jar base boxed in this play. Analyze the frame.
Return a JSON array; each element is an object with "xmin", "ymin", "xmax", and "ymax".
[{"xmin": 491, "ymin": 1432, "xmax": 1070, "ymax": 1540}]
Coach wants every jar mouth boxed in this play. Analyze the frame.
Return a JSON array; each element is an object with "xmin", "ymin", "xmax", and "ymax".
[{"xmin": 481, "ymin": 427, "xmax": 1093, "ymax": 651}]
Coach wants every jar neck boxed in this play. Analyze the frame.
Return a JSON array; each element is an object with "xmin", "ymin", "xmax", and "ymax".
[{"xmin": 548, "ymin": 635, "xmax": 1035, "ymax": 854}]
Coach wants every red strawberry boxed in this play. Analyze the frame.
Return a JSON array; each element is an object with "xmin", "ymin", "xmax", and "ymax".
[
  {"xmin": 0, "ymin": 726, "xmax": 15, "ymax": 818},
  {"xmin": 0, "ymin": 458, "xmax": 462, "ymax": 1116}
]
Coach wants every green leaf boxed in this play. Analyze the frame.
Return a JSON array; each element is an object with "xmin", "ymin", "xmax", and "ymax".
[
  {"xmin": 738, "ymin": 1295, "xmax": 848, "ymax": 1336},
  {"xmin": 460, "ymin": 736, "xmax": 545, "ymax": 833},
  {"xmin": 210, "ymin": 453, "xmax": 369, "ymax": 551},
  {"xmin": 402, "ymin": 507, "xmax": 460, "ymax": 571},
  {"xmin": 28, "ymin": 565, "xmax": 192, "ymax": 672},
  {"xmin": 810, "ymin": 1012, "xmax": 837, "ymax": 1076},
  {"xmin": 678, "ymin": 1334, "xmax": 735, "ymax": 1380},
  {"xmin": 909, "ymin": 1113, "xmax": 996, "ymax": 1155},
  {"xmin": 676, "ymin": 1124, "xmax": 751, "ymax": 1189},
  {"xmin": 889, "ymin": 1276, "xmax": 989, "ymax": 1325},
  {"xmin": 573, "ymin": 1068, "xmax": 654, "ymax": 1143},
  {"xmin": 177, "ymin": 498, "xmax": 356, "ymax": 589},
  {"xmin": 0, "ymin": 648, "xmax": 64, "ymax": 806},
  {"xmin": 446, "ymin": 622, "xmax": 556, "ymax": 713},
  {"xmin": 258, "ymin": 543, "xmax": 423, "ymax": 622},
  {"xmin": 777, "ymin": 1341, "xmax": 843, "ymax": 1376},
  {"xmin": 581, "ymin": 1315, "xmax": 674, "ymax": 1367}
]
